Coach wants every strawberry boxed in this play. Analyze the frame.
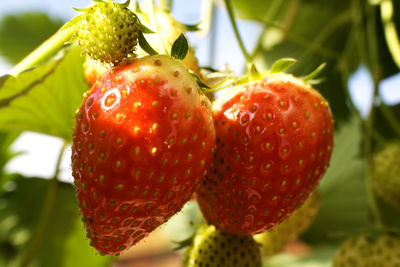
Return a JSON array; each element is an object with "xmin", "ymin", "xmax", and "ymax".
[
  {"xmin": 373, "ymin": 142, "xmax": 400, "ymax": 210},
  {"xmin": 71, "ymin": 55, "xmax": 216, "ymax": 255},
  {"xmin": 76, "ymin": 0, "xmax": 140, "ymax": 64},
  {"xmin": 333, "ymin": 234, "xmax": 400, "ymax": 266},
  {"xmin": 184, "ymin": 225, "xmax": 262, "ymax": 267},
  {"xmin": 196, "ymin": 72, "xmax": 334, "ymax": 235},
  {"xmin": 254, "ymin": 192, "xmax": 320, "ymax": 256}
]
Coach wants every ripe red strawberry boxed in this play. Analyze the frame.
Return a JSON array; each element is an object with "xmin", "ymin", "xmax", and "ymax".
[
  {"xmin": 196, "ymin": 73, "xmax": 334, "ymax": 235},
  {"xmin": 72, "ymin": 55, "xmax": 215, "ymax": 255}
]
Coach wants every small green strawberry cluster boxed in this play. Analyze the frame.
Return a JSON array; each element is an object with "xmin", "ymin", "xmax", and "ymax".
[
  {"xmin": 333, "ymin": 234, "xmax": 400, "ymax": 267},
  {"xmin": 70, "ymin": 0, "xmax": 334, "ymax": 263},
  {"xmin": 373, "ymin": 142, "xmax": 400, "ymax": 210}
]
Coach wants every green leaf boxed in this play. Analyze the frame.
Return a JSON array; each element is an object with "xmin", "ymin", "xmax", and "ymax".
[
  {"xmin": 0, "ymin": 46, "xmax": 87, "ymax": 141},
  {"xmin": 171, "ymin": 33, "xmax": 189, "ymax": 60},
  {"xmin": 0, "ymin": 131, "xmax": 20, "ymax": 192},
  {"xmin": 0, "ymin": 176, "xmax": 111, "ymax": 266},
  {"xmin": 303, "ymin": 117, "xmax": 369, "ymax": 244},
  {"xmin": 0, "ymin": 13, "xmax": 64, "ymax": 64},
  {"xmin": 269, "ymin": 58, "xmax": 296, "ymax": 73},
  {"xmin": 138, "ymin": 32, "xmax": 158, "ymax": 55},
  {"xmin": 0, "ymin": 76, "xmax": 11, "ymax": 88}
]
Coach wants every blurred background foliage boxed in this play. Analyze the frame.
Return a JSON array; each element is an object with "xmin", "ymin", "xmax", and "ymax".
[{"xmin": 0, "ymin": 0, "xmax": 399, "ymax": 266}]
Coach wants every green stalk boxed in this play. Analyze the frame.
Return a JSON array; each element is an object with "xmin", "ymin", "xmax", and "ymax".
[
  {"xmin": 223, "ymin": 0, "xmax": 251, "ymax": 65},
  {"xmin": 9, "ymin": 27, "xmax": 75, "ymax": 76},
  {"xmin": 249, "ymin": 0, "xmax": 288, "ymax": 61},
  {"xmin": 378, "ymin": 103, "xmax": 400, "ymax": 138},
  {"xmin": 19, "ymin": 143, "xmax": 68, "ymax": 267},
  {"xmin": 364, "ymin": 2, "xmax": 384, "ymax": 230}
]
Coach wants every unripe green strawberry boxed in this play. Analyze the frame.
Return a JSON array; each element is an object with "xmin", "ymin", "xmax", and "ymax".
[
  {"xmin": 253, "ymin": 192, "xmax": 320, "ymax": 256},
  {"xmin": 184, "ymin": 225, "xmax": 262, "ymax": 267},
  {"xmin": 72, "ymin": 55, "xmax": 216, "ymax": 255},
  {"xmin": 333, "ymin": 234, "xmax": 400, "ymax": 267},
  {"xmin": 373, "ymin": 142, "xmax": 400, "ymax": 210},
  {"xmin": 76, "ymin": 0, "xmax": 140, "ymax": 64}
]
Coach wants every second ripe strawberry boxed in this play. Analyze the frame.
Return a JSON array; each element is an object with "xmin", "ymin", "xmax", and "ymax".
[{"xmin": 197, "ymin": 73, "xmax": 334, "ymax": 235}]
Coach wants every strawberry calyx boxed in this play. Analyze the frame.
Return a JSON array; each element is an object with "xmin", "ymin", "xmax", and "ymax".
[{"xmin": 201, "ymin": 58, "xmax": 327, "ymax": 95}]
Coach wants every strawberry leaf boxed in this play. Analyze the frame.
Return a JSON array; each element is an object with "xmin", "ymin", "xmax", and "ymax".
[
  {"xmin": 0, "ymin": 75, "xmax": 10, "ymax": 88},
  {"xmin": 0, "ymin": 46, "xmax": 87, "ymax": 141},
  {"xmin": 0, "ymin": 13, "xmax": 63, "ymax": 64},
  {"xmin": 0, "ymin": 176, "xmax": 111, "ymax": 266},
  {"xmin": 171, "ymin": 33, "xmax": 189, "ymax": 60}
]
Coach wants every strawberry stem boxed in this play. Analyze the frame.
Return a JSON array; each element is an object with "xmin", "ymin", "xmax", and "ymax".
[
  {"xmin": 19, "ymin": 142, "xmax": 68, "ymax": 267},
  {"xmin": 364, "ymin": 2, "xmax": 384, "ymax": 231},
  {"xmin": 9, "ymin": 26, "xmax": 75, "ymax": 76},
  {"xmin": 378, "ymin": 103, "xmax": 400, "ymax": 138},
  {"xmin": 223, "ymin": 0, "xmax": 252, "ymax": 65}
]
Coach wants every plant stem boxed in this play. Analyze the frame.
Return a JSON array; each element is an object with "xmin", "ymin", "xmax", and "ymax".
[
  {"xmin": 364, "ymin": 3, "xmax": 384, "ymax": 230},
  {"xmin": 249, "ymin": 0, "xmax": 288, "ymax": 61},
  {"xmin": 223, "ymin": 0, "xmax": 251, "ymax": 65},
  {"xmin": 19, "ymin": 142, "xmax": 68, "ymax": 267},
  {"xmin": 9, "ymin": 27, "xmax": 75, "ymax": 76},
  {"xmin": 378, "ymin": 103, "xmax": 400, "ymax": 138}
]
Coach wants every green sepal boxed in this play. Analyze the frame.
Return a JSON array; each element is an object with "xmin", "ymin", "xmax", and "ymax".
[
  {"xmin": 137, "ymin": 22, "xmax": 155, "ymax": 34},
  {"xmin": 184, "ymin": 23, "xmax": 201, "ymax": 32},
  {"xmin": 171, "ymin": 33, "xmax": 189, "ymax": 60},
  {"xmin": 132, "ymin": 0, "xmax": 142, "ymax": 13},
  {"xmin": 189, "ymin": 70, "xmax": 210, "ymax": 90},
  {"xmin": 133, "ymin": 13, "xmax": 155, "ymax": 34},
  {"xmin": 59, "ymin": 15, "xmax": 81, "ymax": 31},
  {"xmin": 269, "ymin": 58, "xmax": 296, "ymax": 73},
  {"xmin": 172, "ymin": 234, "xmax": 195, "ymax": 251},
  {"xmin": 138, "ymin": 32, "xmax": 158, "ymax": 55},
  {"xmin": 121, "ymin": 0, "xmax": 130, "ymax": 8},
  {"xmin": 249, "ymin": 64, "xmax": 263, "ymax": 81},
  {"xmin": 302, "ymin": 63, "xmax": 326, "ymax": 82}
]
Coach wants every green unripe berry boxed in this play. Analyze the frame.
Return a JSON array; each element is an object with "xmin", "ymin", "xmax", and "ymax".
[
  {"xmin": 373, "ymin": 142, "xmax": 400, "ymax": 210},
  {"xmin": 77, "ymin": 0, "xmax": 140, "ymax": 64},
  {"xmin": 184, "ymin": 225, "xmax": 262, "ymax": 267}
]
